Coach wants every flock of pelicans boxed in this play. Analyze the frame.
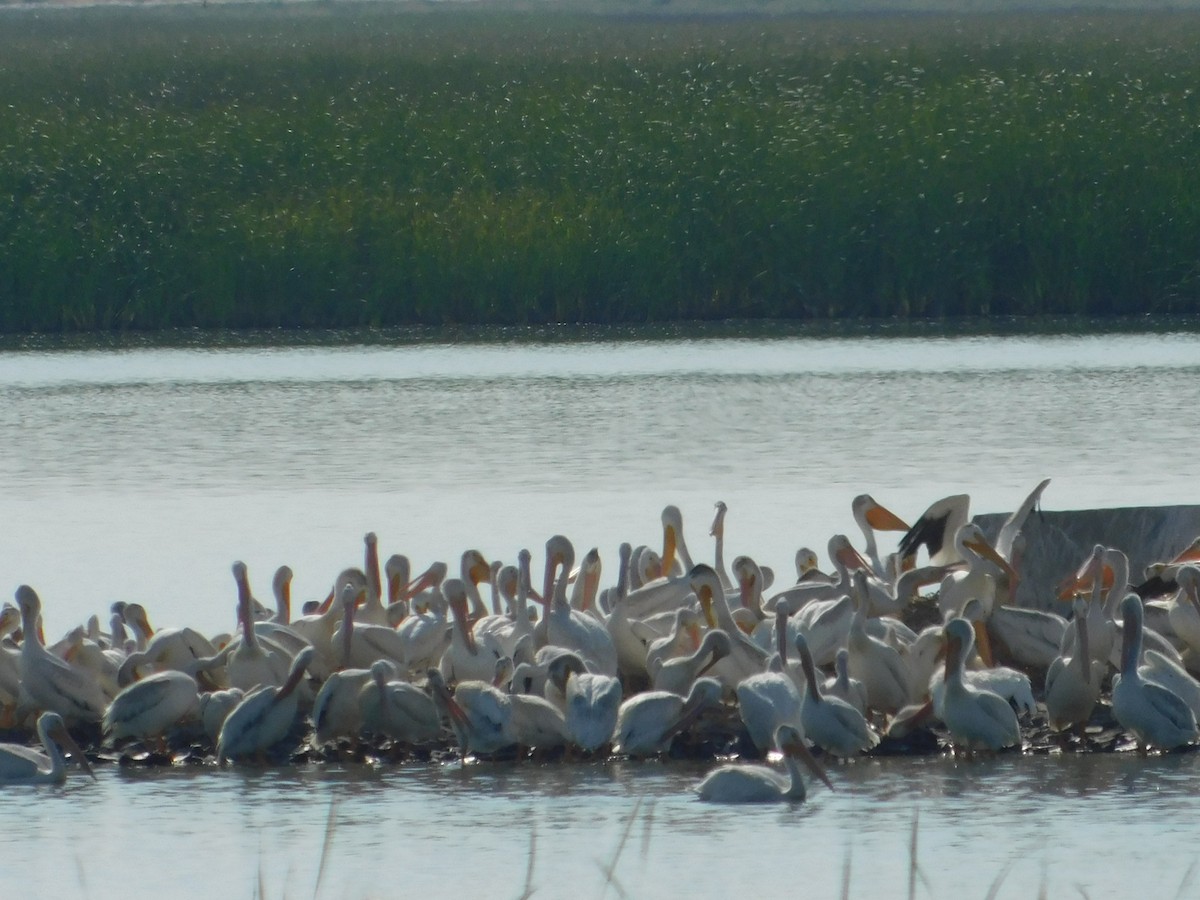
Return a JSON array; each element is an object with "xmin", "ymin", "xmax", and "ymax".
[{"xmin": 4, "ymin": 477, "xmax": 1200, "ymax": 804}]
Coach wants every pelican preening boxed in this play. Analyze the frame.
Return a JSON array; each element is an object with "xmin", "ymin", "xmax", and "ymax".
[{"xmin": 7, "ymin": 487, "xmax": 1200, "ymax": 791}]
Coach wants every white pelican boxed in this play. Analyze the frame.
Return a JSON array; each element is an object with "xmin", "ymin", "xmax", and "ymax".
[
  {"xmin": 394, "ymin": 564, "xmax": 451, "ymax": 676},
  {"xmin": 545, "ymin": 652, "xmax": 621, "ymax": 753},
  {"xmin": 1112, "ymin": 594, "xmax": 1198, "ymax": 751},
  {"xmin": 1166, "ymin": 566, "xmax": 1200, "ymax": 656},
  {"xmin": 898, "ymin": 493, "xmax": 971, "ymax": 568},
  {"xmin": 651, "ymin": 628, "xmax": 731, "ymax": 696},
  {"xmin": 939, "ymin": 618, "xmax": 1020, "ymax": 754},
  {"xmin": 357, "ymin": 532, "xmax": 391, "ymax": 627},
  {"xmin": 1044, "ymin": 598, "xmax": 1103, "ymax": 733},
  {"xmin": 288, "ymin": 568, "xmax": 370, "ymax": 672},
  {"xmin": 614, "ymin": 676, "xmax": 723, "ymax": 758},
  {"xmin": 332, "ymin": 582, "xmax": 408, "ymax": 672},
  {"xmin": 845, "ymin": 575, "xmax": 910, "ymax": 716},
  {"xmin": 936, "ymin": 523, "xmax": 1017, "ymax": 621},
  {"xmin": 710, "ymin": 500, "xmax": 733, "ymax": 591},
  {"xmin": 198, "ymin": 688, "xmax": 244, "ymax": 744},
  {"xmin": 852, "ymin": 494, "xmax": 910, "ymax": 581},
  {"xmin": 823, "ymin": 648, "xmax": 869, "ymax": 717},
  {"xmin": 217, "ymin": 646, "xmax": 315, "ymax": 764},
  {"xmin": 311, "ymin": 665, "xmax": 372, "ymax": 747},
  {"xmin": 567, "ymin": 547, "xmax": 603, "ymax": 614},
  {"xmin": 103, "ymin": 670, "xmax": 200, "ymax": 750},
  {"xmin": 15, "ymin": 586, "xmax": 108, "ymax": 725},
  {"xmin": 0, "ymin": 711, "xmax": 95, "ymax": 785},
  {"xmin": 736, "ymin": 610, "xmax": 804, "ymax": 755},
  {"xmin": 643, "ymin": 607, "xmax": 703, "ymax": 676},
  {"xmin": 695, "ymin": 725, "xmax": 831, "ymax": 803},
  {"xmin": 543, "ymin": 536, "xmax": 618, "ymax": 677},
  {"xmin": 225, "ymin": 562, "xmax": 293, "ymax": 692},
  {"xmin": 660, "ymin": 504, "xmax": 696, "ymax": 578},
  {"xmin": 690, "ymin": 564, "xmax": 769, "ymax": 687},
  {"xmin": 358, "ymin": 661, "xmax": 441, "ymax": 745},
  {"xmin": 427, "ymin": 668, "xmax": 515, "ymax": 757},
  {"xmin": 116, "ymin": 604, "xmax": 221, "ymax": 688},
  {"xmin": 474, "ymin": 550, "xmax": 535, "ymax": 660},
  {"xmin": 795, "ymin": 632, "xmax": 879, "ymax": 758},
  {"xmin": 439, "ymin": 578, "xmax": 505, "ymax": 684}
]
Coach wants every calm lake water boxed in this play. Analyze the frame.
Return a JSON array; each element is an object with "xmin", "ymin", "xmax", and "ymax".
[{"xmin": 3, "ymin": 324, "xmax": 1200, "ymax": 898}]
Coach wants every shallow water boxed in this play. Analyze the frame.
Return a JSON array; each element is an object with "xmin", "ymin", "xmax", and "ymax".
[{"xmin": 2, "ymin": 324, "xmax": 1200, "ymax": 898}]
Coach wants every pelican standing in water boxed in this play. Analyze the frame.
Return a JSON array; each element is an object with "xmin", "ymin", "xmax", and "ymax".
[
  {"xmin": 0, "ymin": 711, "xmax": 95, "ymax": 785},
  {"xmin": 1112, "ymin": 594, "xmax": 1198, "ymax": 752},
  {"xmin": 695, "ymin": 725, "xmax": 832, "ymax": 803},
  {"xmin": 614, "ymin": 677, "xmax": 723, "ymax": 758},
  {"xmin": 939, "ymin": 618, "xmax": 1020, "ymax": 755}
]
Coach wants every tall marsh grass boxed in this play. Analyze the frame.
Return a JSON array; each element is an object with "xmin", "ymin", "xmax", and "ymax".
[{"xmin": 2, "ymin": 5, "xmax": 1199, "ymax": 331}]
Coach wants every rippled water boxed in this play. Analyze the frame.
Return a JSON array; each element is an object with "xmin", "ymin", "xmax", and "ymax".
[{"xmin": 2, "ymin": 325, "xmax": 1200, "ymax": 898}]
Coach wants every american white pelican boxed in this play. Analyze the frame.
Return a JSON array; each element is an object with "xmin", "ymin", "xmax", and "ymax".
[
  {"xmin": 426, "ymin": 668, "xmax": 515, "ymax": 757},
  {"xmin": 898, "ymin": 493, "xmax": 971, "ymax": 569},
  {"xmin": 710, "ymin": 501, "xmax": 733, "ymax": 591},
  {"xmin": 332, "ymin": 581, "xmax": 408, "ymax": 672},
  {"xmin": 1044, "ymin": 598, "xmax": 1103, "ymax": 733},
  {"xmin": 567, "ymin": 547, "xmax": 603, "ymax": 614},
  {"xmin": 543, "ymin": 536, "xmax": 618, "ymax": 677},
  {"xmin": 394, "ymin": 565, "xmax": 451, "ymax": 677},
  {"xmin": 358, "ymin": 532, "xmax": 391, "ymax": 627},
  {"xmin": 311, "ymin": 665, "xmax": 372, "ymax": 747},
  {"xmin": 269, "ymin": 565, "xmax": 294, "ymax": 624},
  {"xmin": 652, "ymin": 628, "xmax": 731, "ymax": 696},
  {"xmin": 1166, "ymin": 566, "xmax": 1200, "ymax": 656},
  {"xmin": 643, "ymin": 607, "xmax": 702, "ymax": 676},
  {"xmin": 439, "ymin": 578, "xmax": 505, "ymax": 684},
  {"xmin": 103, "ymin": 670, "xmax": 200, "ymax": 750},
  {"xmin": 198, "ymin": 688, "xmax": 244, "ymax": 744},
  {"xmin": 0, "ymin": 711, "xmax": 95, "ymax": 785},
  {"xmin": 358, "ymin": 660, "xmax": 441, "ymax": 745},
  {"xmin": 1112, "ymin": 594, "xmax": 1198, "ymax": 751},
  {"xmin": 852, "ymin": 494, "xmax": 910, "ymax": 581},
  {"xmin": 690, "ymin": 564, "xmax": 769, "ymax": 688},
  {"xmin": 473, "ymin": 550, "xmax": 536, "ymax": 662},
  {"xmin": 217, "ymin": 646, "xmax": 315, "ymax": 764},
  {"xmin": 116, "ymin": 604, "xmax": 220, "ymax": 687},
  {"xmin": 545, "ymin": 652, "xmax": 621, "ymax": 753},
  {"xmin": 823, "ymin": 648, "xmax": 869, "ymax": 717},
  {"xmin": 288, "ymin": 568, "xmax": 370, "ymax": 671},
  {"xmin": 15, "ymin": 586, "xmax": 108, "ymax": 725},
  {"xmin": 225, "ymin": 562, "xmax": 293, "ymax": 692},
  {"xmin": 695, "ymin": 725, "xmax": 831, "ymax": 803},
  {"xmin": 614, "ymin": 676, "xmax": 722, "ymax": 758},
  {"xmin": 661, "ymin": 505, "xmax": 696, "ymax": 578},
  {"xmin": 736, "ymin": 610, "xmax": 803, "ymax": 756},
  {"xmin": 936, "ymin": 523, "xmax": 1017, "ymax": 621},
  {"xmin": 795, "ymin": 633, "xmax": 879, "ymax": 758},
  {"xmin": 845, "ymin": 575, "xmax": 910, "ymax": 716},
  {"xmin": 939, "ymin": 618, "xmax": 1020, "ymax": 754}
]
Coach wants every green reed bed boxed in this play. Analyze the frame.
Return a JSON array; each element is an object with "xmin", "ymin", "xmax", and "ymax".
[{"xmin": 2, "ymin": 5, "xmax": 1200, "ymax": 331}]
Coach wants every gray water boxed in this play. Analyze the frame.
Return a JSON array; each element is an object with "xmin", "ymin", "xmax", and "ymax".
[{"xmin": 2, "ymin": 326, "xmax": 1200, "ymax": 898}]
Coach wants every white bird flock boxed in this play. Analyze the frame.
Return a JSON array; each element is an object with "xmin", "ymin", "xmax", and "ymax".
[{"xmin": 4, "ymin": 481, "xmax": 1200, "ymax": 805}]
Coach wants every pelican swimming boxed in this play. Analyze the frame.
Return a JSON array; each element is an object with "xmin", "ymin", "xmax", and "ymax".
[
  {"xmin": 0, "ymin": 711, "xmax": 95, "ymax": 785},
  {"xmin": 695, "ymin": 724, "xmax": 831, "ymax": 803}
]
